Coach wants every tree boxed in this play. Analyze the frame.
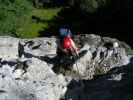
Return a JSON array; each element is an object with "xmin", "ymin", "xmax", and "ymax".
[
  {"xmin": 68, "ymin": 0, "xmax": 110, "ymax": 13},
  {"xmin": 0, "ymin": 0, "xmax": 34, "ymax": 37}
]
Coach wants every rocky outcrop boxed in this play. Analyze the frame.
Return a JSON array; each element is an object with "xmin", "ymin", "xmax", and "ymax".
[
  {"xmin": 65, "ymin": 57, "xmax": 133, "ymax": 100},
  {"xmin": 0, "ymin": 36, "xmax": 66, "ymax": 100},
  {"xmin": 53, "ymin": 34, "xmax": 130, "ymax": 79},
  {"xmin": 0, "ymin": 35, "xmax": 132, "ymax": 100}
]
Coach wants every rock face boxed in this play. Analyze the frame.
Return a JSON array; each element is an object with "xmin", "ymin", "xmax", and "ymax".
[
  {"xmin": 0, "ymin": 35, "xmax": 132, "ymax": 100},
  {"xmin": 0, "ymin": 36, "xmax": 66, "ymax": 100},
  {"xmin": 0, "ymin": 36, "xmax": 19, "ymax": 59},
  {"xmin": 65, "ymin": 57, "xmax": 133, "ymax": 100}
]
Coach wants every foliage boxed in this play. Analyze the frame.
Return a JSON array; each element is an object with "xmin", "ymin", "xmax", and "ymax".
[
  {"xmin": 29, "ymin": 0, "xmax": 63, "ymax": 8},
  {"xmin": 0, "ymin": 0, "xmax": 34, "ymax": 37},
  {"xmin": 32, "ymin": 8, "xmax": 60, "ymax": 21},
  {"xmin": 19, "ymin": 8, "xmax": 60, "ymax": 38},
  {"xmin": 68, "ymin": 0, "xmax": 110, "ymax": 13},
  {"xmin": 0, "ymin": 0, "xmax": 60, "ymax": 38},
  {"xmin": 82, "ymin": 0, "xmax": 110, "ymax": 13}
]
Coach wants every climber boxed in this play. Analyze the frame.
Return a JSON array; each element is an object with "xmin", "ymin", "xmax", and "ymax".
[{"xmin": 57, "ymin": 27, "xmax": 78, "ymax": 57}]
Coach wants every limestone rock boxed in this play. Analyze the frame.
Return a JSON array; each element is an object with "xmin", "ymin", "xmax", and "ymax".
[
  {"xmin": 0, "ymin": 36, "xmax": 66, "ymax": 100},
  {"xmin": 65, "ymin": 56, "xmax": 133, "ymax": 100},
  {"xmin": 0, "ymin": 34, "xmax": 132, "ymax": 100},
  {"xmin": 69, "ymin": 34, "xmax": 130, "ymax": 79},
  {"xmin": 0, "ymin": 36, "xmax": 19, "ymax": 60}
]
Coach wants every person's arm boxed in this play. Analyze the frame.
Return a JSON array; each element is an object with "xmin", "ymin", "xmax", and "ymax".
[
  {"xmin": 70, "ymin": 38, "xmax": 79, "ymax": 56},
  {"xmin": 57, "ymin": 39, "xmax": 68, "ymax": 53}
]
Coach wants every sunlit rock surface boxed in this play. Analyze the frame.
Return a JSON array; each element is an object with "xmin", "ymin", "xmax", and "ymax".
[{"xmin": 0, "ymin": 34, "xmax": 132, "ymax": 100}]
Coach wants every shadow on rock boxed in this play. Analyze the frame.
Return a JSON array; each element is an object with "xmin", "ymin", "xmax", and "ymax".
[
  {"xmin": 0, "ymin": 59, "xmax": 16, "ymax": 67},
  {"xmin": 42, "ymin": 50, "xmax": 88, "ymax": 74},
  {"xmin": 65, "ymin": 57, "xmax": 133, "ymax": 100},
  {"xmin": 18, "ymin": 39, "xmax": 87, "ymax": 75}
]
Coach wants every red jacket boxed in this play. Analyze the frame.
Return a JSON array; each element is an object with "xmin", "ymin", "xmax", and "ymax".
[{"xmin": 62, "ymin": 36, "xmax": 72, "ymax": 49}]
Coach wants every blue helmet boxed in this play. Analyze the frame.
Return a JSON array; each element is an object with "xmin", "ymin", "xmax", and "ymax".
[{"xmin": 59, "ymin": 27, "xmax": 72, "ymax": 38}]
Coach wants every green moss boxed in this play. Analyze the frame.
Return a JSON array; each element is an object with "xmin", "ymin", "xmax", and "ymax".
[{"xmin": 95, "ymin": 67, "xmax": 105, "ymax": 75}]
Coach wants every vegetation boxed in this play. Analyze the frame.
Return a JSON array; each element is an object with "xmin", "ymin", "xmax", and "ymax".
[
  {"xmin": 94, "ymin": 66, "xmax": 105, "ymax": 75},
  {"xmin": 80, "ymin": 0, "xmax": 110, "ymax": 13},
  {"xmin": 0, "ymin": 0, "xmax": 60, "ymax": 38},
  {"xmin": 0, "ymin": 0, "xmax": 132, "ymax": 38},
  {"xmin": 0, "ymin": 0, "xmax": 32, "ymax": 37},
  {"xmin": 67, "ymin": 0, "xmax": 110, "ymax": 13}
]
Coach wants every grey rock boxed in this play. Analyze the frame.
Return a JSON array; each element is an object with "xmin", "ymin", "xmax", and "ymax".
[
  {"xmin": 19, "ymin": 37, "xmax": 57, "ymax": 58},
  {"xmin": 0, "ymin": 37, "xmax": 19, "ymax": 60},
  {"xmin": 0, "ymin": 60, "xmax": 67, "ymax": 100},
  {"xmin": 69, "ymin": 34, "xmax": 130, "ymax": 79},
  {"xmin": 0, "ymin": 36, "xmax": 66, "ymax": 100},
  {"xmin": 0, "ymin": 34, "xmax": 132, "ymax": 100},
  {"xmin": 65, "ymin": 56, "xmax": 133, "ymax": 100}
]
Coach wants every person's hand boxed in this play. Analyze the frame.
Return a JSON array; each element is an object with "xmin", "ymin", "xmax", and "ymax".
[{"xmin": 62, "ymin": 48, "xmax": 68, "ymax": 53}]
